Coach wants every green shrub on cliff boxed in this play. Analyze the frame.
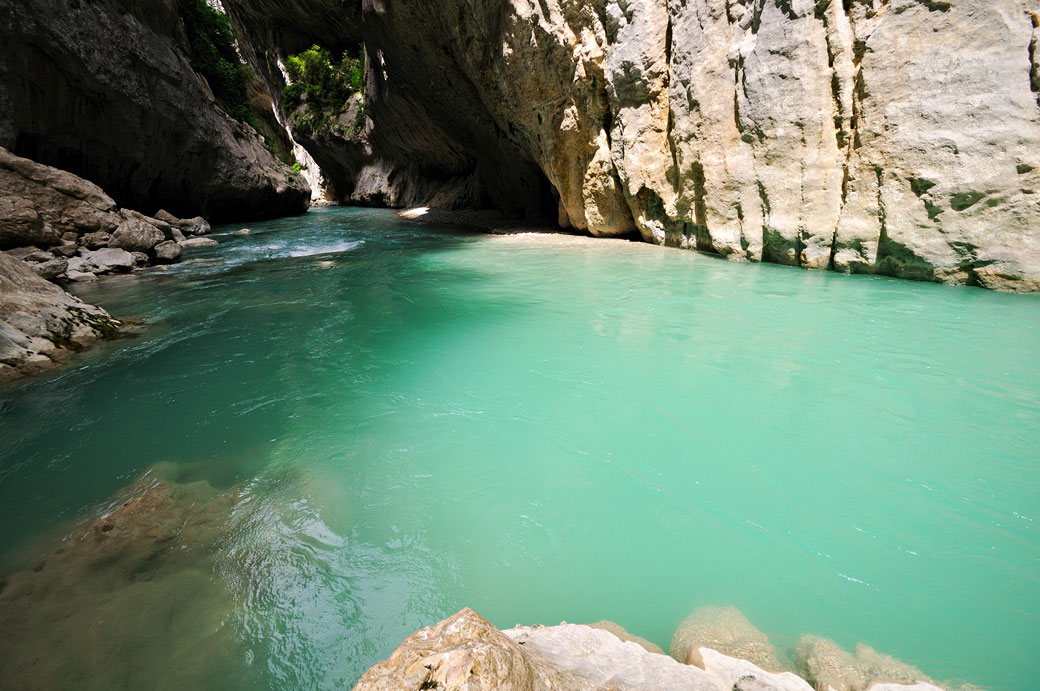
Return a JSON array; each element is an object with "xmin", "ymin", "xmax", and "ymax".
[
  {"xmin": 281, "ymin": 45, "xmax": 364, "ymax": 135},
  {"xmin": 177, "ymin": 0, "xmax": 253, "ymax": 123}
]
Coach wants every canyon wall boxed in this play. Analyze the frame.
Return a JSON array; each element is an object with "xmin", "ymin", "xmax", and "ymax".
[
  {"xmin": 233, "ymin": 0, "xmax": 1040, "ymax": 290},
  {"xmin": 0, "ymin": 0, "xmax": 309, "ymax": 221}
]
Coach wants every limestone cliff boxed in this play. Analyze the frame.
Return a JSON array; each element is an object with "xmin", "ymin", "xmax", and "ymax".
[
  {"xmin": 0, "ymin": 0, "xmax": 309, "ymax": 221},
  {"xmin": 232, "ymin": 0, "xmax": 1040, "ymax": 291}
]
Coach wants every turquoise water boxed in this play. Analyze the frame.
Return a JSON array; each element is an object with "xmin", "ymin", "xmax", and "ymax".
[{"xmin": 0, "ymin": 207, "xmax": 1037, "ymax": 689}]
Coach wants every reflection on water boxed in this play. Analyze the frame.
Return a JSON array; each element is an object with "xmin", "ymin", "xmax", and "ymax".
[{"xmin": 0, "ymin": 208, "xmax": 1037, "ymax": 690}]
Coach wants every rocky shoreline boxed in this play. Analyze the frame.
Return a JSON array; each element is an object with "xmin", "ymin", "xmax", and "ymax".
[
  {"xmin": 0, "ymin": 146, "xmax": 222, "ymax": 382},
  {"xmin": 354, "ymin": 607, "xmax": 966, "ymax": 691}
]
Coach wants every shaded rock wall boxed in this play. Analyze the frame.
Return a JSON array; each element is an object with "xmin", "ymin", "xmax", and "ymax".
[{"xmin": 0, "ymin": 0, "xmax": 309, "ymax": 221}]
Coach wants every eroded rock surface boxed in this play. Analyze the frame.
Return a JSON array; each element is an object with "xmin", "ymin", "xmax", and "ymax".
[
  {"xmin": 354, "ymin": 608, "xmax": 954, "ymax": 691},
  {"xmin": 0, "ymin": 251, "xmax": 121, "ymax": 381},
  {"xmin": 230, "ymin": 0, "xmax": 1039, "ymax": 291}
]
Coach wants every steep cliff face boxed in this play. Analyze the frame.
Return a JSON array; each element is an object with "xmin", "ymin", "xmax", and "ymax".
[
  {"xmin": 229, "ymin": 0, "xmax": 1039, "ymax": 290},
  {"xmin": 364, "ymin": 0, "xmax": 1040, "ymax": 289},
  {"xmin": 0, "ymin": 0, "xmax": 309, "ymax": 221}
]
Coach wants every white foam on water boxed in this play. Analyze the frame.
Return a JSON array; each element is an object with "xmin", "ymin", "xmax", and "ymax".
[{"xmin": 288, "ymin": 240, "xmax": 363, "ymax": 258}]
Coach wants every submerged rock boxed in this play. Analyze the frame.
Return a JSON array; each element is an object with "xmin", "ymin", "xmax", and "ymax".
[
  {"xmin": 670, "ymin": 606, "xmax": 792, "ymax": 673},
  {"xmin": 795, "ymin": 636, "xmax": 941, "ymax": 691},
  {"xmin": 0, "ymin": 468, "xmax": 244, "ymax": 690}
]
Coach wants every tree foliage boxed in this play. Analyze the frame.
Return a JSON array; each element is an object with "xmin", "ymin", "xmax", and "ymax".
[
  {"xmin": 177, "ymin": 0, "xmax": 253, "ymax": 123},
  {"xmin": 282, "ymin": 45, "xmax": 364, "ymax": 135}
]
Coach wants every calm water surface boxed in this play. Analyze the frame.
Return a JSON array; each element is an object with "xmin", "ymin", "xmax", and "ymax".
[{"xmin": 1, "ymin": 207, "xmax": 1037, "ymax": 689}]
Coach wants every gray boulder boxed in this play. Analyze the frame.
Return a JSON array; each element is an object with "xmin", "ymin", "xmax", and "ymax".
[
  {"xmin": 30, "ymin": 257, "xmax": 68, "ymax": 280},
  {"xmin": 65, "ymin": 270, "xmax": 96, "ymax": 282},
  {"xmin": 79, "ymin": 247, "xmax": 134, "ymax": 273},
  {"xmin": 178, "ymin": 216, "xmax": 211, "ymax": 236},
  {"xmin": 110, "ymin": 219, "xmax": 164, "ymax": 253},
  {"xmin": 0, "ymin": 147, "xmax": 121, "ymax": 244},
  {"xmin": 130, "ymin": 252, "xmax": 150, "ymax": 268},
  {"xmin": 51, "ymin": 242, "xmax": 79, "ymax": 258},
  {"xmin": 80, "ymin": 231, "xmax": 111, "ymax": 249},
  {"xmin": 0, "ymin": 252, "xmax": 119, "ymax": 381},
  {"xmin": 152, "ymin": 240, "xmax": 181, "ymax": 264},
  {"xmin": 670, "ymin": 606, "xmax": 792, "ymax": 674},
  {"xmin": 6, "ymin": 247, "xmax": 53, "ymax": 263},
  {"xmin": 178, "ymin": 237, "xmax": 218, "ymax": 248},
  {"xmin": 0, "ymin": 195, "xmax": 61, "ymax": 248}
]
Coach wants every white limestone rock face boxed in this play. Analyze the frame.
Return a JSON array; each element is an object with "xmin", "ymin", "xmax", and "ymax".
[
  {"xmin": 502, "ymin": 622, "xmax": 723, "ymax": 689},
  {"xmin": 689, "ymin": 647, "xmax": 814, "ymax": 691},
  {"xmin": 344, "ymin": 0, "xmax": 1039, "ymax": 291},
  {"xmin": 353, "ymin": 608, "xmax": 970, "ymax": 691}
]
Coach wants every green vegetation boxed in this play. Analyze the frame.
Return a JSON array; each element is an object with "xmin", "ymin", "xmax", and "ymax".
[
  {"xmin": 950, "ymin": 191, "xmax": 986, "ymax": 211},
  {"xmin": 282, "ymin": 45, "xmax": 364, "ymax": 136},
  {"xmin": 177, "ymin": 0, "xmax": 253, "ymax": 123}
]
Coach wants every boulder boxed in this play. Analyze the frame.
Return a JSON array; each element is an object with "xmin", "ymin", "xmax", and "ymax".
[
  {"xmin": 586, "ymin": 621, "xmax": 666, "ymax": 656},
  {"xmin": 51, "ymin": 242, "xmax": 79, "ymax": 258},
  {"xmin": 178, "ymin": 237, "xmax": 218, "ymax": 248},
  {"xmin": 502, "ymin": 622, "xmax": 724, "ymax": 690},
  {"xmin": 354, "ymin": 608, "xmax": 539, "ymax": 690},
  {"xmin": 80, "ymin": 231, "xmax": 112, "ymax": 249},
  {"xmin": 152, "ymin": 240, "xmax": 181, "ymax": 264},
  {"xmin": 130, "ymin": 251, "xmax": 150, "ymax": 268},
  {"xmin": 0, "ymin": 195, "xmax": 60, "ymax": 248},
  {"xmin": 178, "ymin": 216, "xmax": 211, "ymax": 236},
  {"xmin": 0, "ymin": 252, "xmax": 119, "ymax": 380},
  {"xmin": 794, "ymin": 636, "xmax": 939, "ymax": 691},
  {"xmin": 171, "ymin": 227, "xmax": 186, "ymax": 243},
  {"xmin": 6, "ymin": 247, "xmax": 54, "ymax": 262},
  {"xmin": 110, "ymin": 219, "xmax": 164, "ymax": 253},
  {"xmin": 153, "ymin": 209, "xmax": 181, "ymax": 226},
  {"xmin": 670, "ymin": 607, "xmax": 792, "ymax": 674},
  {"xmin": 30, "ymin": 257, "xmax": 68, "ymax": 280},
  {"xmin": 65, "ymin": 270, "xmax": 96, "ymax": 282},
  {"xmin": 233, "ymin": 228, "xmax": 252, "ymax": 236},
  {"xmin": 0, "ymin": 147, "xmax": 121, "ymax": 241},
  {"xmin": 79, "ymin": 248, "xmax": 134, "ymax": 274}
]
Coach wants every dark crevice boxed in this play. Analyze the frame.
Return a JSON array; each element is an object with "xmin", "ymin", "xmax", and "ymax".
[{"xmin": 1029, "ymin": 12, "xmax": 1040, "ymax": 109}]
